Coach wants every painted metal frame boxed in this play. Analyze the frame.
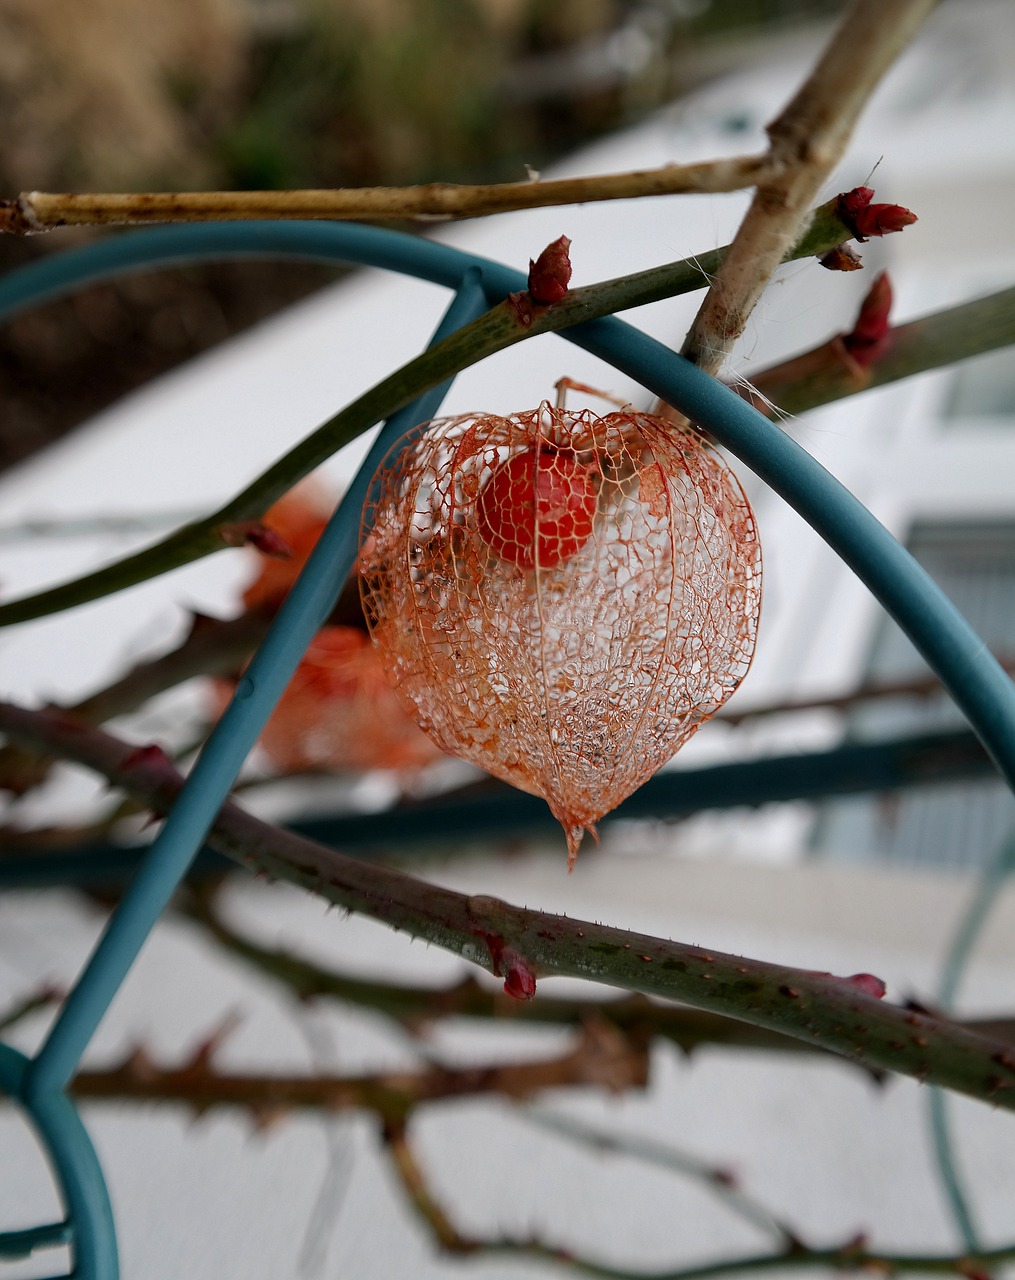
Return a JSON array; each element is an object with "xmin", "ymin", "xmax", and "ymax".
[{"xmin": 2, "ymin": 221, "xmax": 1014, "ymax": 1278}]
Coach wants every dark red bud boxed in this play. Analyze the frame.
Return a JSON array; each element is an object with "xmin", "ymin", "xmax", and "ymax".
[
  {"xmin": 837, "ymin": 186, "xmax": 917, "ymax": 241},
  {"xmin": 844, "ymin": 972, "xmax": 887, "ymax": 999},
  {"xmin": 121, "ymin": 743, "xmax": 173, "ymax": 772},
  {"xmin": 843, "ymin": 272, "xmax": 893, "ymax": 368},
  {"xmin": 503, "ymin": 962, "xmax": 537, "ymax": 1001},
  {"xmin": 838, "ymin": 185, "xmax": 874, "ymax": 217},
  {"xmin": 217, "ymin": 521, "xmax": 294, "ymax": 558},
  {"xmin": 854, "ymin": 203, "xmax": 918, "ymax": 239},
  {"xmin": 475, "ymin": 928, "xmax": 537, "ymax": 999},
  {"xmin": 527, "ymin": 235, "xmax": 572, "ymax": 305}
]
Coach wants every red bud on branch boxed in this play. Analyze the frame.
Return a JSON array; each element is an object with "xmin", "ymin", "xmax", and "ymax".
[
  {"xmin": 843, "ymin": 271, "xmax": 893, "ymax": 368},
  {"xmin": 837, "ymin": 186, "xmax": 917, "ymax": 242},
  {"xmin": 479, "ymin": 929, "xmax": 538, "ymax": 1000},
  {"xmin": 844, "ymin": 972, "xmax": 888, "ymax": 1000},
  {"xmin": 527, "ymin": 235, "xmax": 572, "ymax": 304},
  {"xmin": 121, "ymin": 743, "xmax": 174, "ymax": 774},
  {"xmin": 216, "ymin": 521, "xmax": 294, "ymax": 559},
  {"xmin": 502, "ymin": 962, "xmax": 538, "ymax": 1001}
]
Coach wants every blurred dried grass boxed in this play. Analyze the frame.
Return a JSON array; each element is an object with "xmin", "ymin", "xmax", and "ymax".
[{"xmin": 0, "ymin": 0, "xmax": 838, "ymax": 472}]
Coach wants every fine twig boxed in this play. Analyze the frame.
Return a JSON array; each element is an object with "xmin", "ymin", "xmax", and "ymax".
[
  {"xmin": 0, "ymin": 985, "xmax": 62, "ymax": 1035},
  {"xmin": 518, "ymin": 1107, "xmax": 792, "ymax": 1245},
  {"xmin": 681, "ymin": 0, "xmax": 936, "ymax": 374},
  {"xmin": 383, "ymin": 1119, "xmax": 1015, "ymax": 1279},
  {"xmin": 0, "ymin": 157, "xmax": 772, "ymax": 235},
  {"xmin": 0, "ymin": 199, "xmax": 855, "ymax": 631},
  {"xmin": 717, "ymin": 653, "xmax": 1015, "ymax": 726},
  {"xmin": 4, "ymin": 699, "xmax": 1015, "ymax": 1112},
  {"xmin": 0, "ymin": 607, "xmax": 273, "ymax": 795}
]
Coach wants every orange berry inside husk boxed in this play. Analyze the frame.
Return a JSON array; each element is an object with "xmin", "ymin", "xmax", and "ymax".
[{"xmin": 475, "ymin": 447, "xmax": 597, "ymax": 569}]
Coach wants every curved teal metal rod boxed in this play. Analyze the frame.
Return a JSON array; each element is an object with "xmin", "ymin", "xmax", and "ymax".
[
  {"xmin": 927, "ymin": 829, "xmax": 1015, "ymax": 1251},
  {"xmin": 3, "ymin": 222, "xmax": 1014, "ymax": 796},
  {"xmin": 576, "ymin": 321, "xmax": 1015, "ymax": 795},
  {"xmin": 0, "ymin": 1044, "xmax": 118, "ymax": 1280},
  {"xmin": 3, "ymin": 222, "xmax": 1015, "ymax": 1280},
  {"xmin": 25, "ymin": 266, "xmax": 491, "ymax": 1100},
  {"xmin": 6, "ymin": 221, "xmax": 1015, "ymax": 1094},
  {"xmin": 0, "ymin": 221, "xmax": 525, "ymax": 321}
]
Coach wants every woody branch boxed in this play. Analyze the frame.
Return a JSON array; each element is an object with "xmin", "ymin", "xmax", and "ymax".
[
  {"xmin": 681, "ymin": 0, "xmax": 935, "ymax": 374},
  {"xmin": 3, "ymin": 697, "xmax": 1015, "ymax": 1112},
  {"xmin": 0, "ymin": 2, "xmax": 930, "ymax": 241}
]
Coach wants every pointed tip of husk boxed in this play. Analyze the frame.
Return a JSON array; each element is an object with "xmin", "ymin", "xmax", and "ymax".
[{"xmin": 563, "ymin": 819, "xmax": 598, "ymax": 871}]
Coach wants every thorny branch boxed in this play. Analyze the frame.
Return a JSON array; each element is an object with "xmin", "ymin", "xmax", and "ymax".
[
  {"xmin": 186, "ymin": 895, "xmax": 1015, "ymax": 1069},
  {"xmin": 681, "ymin": 0, "xmax": 936, "ymax": 374},
  {"xmin": 0, "ymin": 606, "xmax": 275, "ymax": 795},
  {"xmin": 3, "ymin": 698, "xmax": 1015, "ymax": 1112},
  {"xmin": 70, "ymin": 1020, "xmax": 648, "ymax": 1125},
  {"xmin": 383, "ymin": 1119, "xmax": 1015, "ymax": 1279}
]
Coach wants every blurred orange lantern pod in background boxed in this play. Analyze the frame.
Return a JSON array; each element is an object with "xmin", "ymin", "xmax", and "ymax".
[
  {"xmin": 212, "ymin": 482, "xmax": 445, "ymax": 778},
  {"xmin": 359, "ymin": 406, "xmax": 763, "ymax": 867},
  {"xmin": 240, "ymin": 482, "xmax": 333, "ymax": 611},
  {"xmin": 213, "ymin": 625, "xmax": 445, "ymax": 774}
]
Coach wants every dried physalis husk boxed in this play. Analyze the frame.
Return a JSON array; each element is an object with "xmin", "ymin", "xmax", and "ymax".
[{"xmin": 359, "ymin": 405, "xmax": 762, "ymax": 867}]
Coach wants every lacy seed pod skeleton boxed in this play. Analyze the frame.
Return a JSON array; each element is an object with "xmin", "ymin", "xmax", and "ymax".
[{"xmin": 359, "ymin": 404, "xmax": 762, "ymax": 867}]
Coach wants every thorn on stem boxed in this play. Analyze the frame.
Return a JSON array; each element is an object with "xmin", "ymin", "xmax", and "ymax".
[
  {"xmin": 502, "ymin": 962, "xmax": 537, "ymax": 1001},
  {"xmin": 843, "ymin": 972, "xmax": 888, "ymax": 1000},
  {"xmin": 477, "ymin": 929, "xmax": 537, "ymax": 1000},
  {"xmin": 121, "ymin": 742, "xmax": 174, "ymax": 773}
]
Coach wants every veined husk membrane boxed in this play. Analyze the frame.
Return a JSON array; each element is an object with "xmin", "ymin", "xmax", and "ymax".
[{"xmin": 360, "ymin": 406, "xmax": 762, "ymax": 867}]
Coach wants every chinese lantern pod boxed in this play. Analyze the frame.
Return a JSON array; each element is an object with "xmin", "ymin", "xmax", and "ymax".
[
  {"xmin": 359, "ymin": 406, "xmax": 762, "ymax": 866},
  {"xmin": 210, "ymin": 626, "xmax": 444, "ymax": 775}
]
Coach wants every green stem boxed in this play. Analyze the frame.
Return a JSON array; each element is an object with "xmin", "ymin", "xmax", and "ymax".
[
  {"xmin": 0, "ymin": 203, "xmax": 852, "ymax": 630},
  {"xmin": 872, "ymin": 284, "xmax": 1015, "ymax": 392},
  {"xmin": 184, "ymin": 896, "xmax": 1015, "ymax": 1063},
  {"xmin": 751, "ymin": 284, "xmax": 1015, "ymax": 418}
]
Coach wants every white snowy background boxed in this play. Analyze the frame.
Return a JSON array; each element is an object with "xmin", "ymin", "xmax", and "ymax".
[{"xmin": 2, "ymin": 4, "xmax": 1015, "ymax": 1277}]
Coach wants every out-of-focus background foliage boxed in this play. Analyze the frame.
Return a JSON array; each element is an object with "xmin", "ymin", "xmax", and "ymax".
[{"xmin": 0, "ymin": 0, "xmax": 839, "ymax": 471}]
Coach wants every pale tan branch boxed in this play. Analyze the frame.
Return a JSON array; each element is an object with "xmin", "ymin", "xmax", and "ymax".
[
  {"xmin": 0, "ymin": 156, "xmax": 770, "ymax": 235},
  {"xmin": 681, "ymin": 0, "xmax": 936, "ymax": 374}
]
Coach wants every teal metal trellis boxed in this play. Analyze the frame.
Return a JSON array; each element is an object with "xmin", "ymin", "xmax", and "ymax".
[{"xmin": 2, "ymin": 221, "xmax": 1015, "ymax": 1278}]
